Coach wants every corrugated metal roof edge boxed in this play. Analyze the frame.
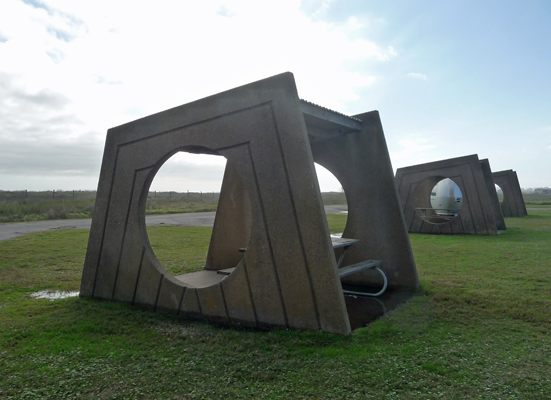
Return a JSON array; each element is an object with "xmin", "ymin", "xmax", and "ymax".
[{"xmin": 300, "ymin": 99, "xmax": 362, "ymax": 123}]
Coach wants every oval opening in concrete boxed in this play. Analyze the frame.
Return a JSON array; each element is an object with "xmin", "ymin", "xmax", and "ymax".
[
  {"xmin": 145, "ymin": 150, "xmax": 250, "ymax": 285},
  {"xmin": 414, "ymin": 176, "xmax": 463, "ymax": 224},
  {"xmin": 495, "ymin": 183, "xmax": 504, "ymax": 203},
  {"xmin": 314, "ymin": 163, "xmax": 348, "ymax": 236}
]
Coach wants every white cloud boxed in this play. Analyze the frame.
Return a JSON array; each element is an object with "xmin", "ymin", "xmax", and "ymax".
[
  {"xmin": 1, "ymin": 0, "xmax": 392, "ymax": 118},
  {"xmin": 407, "ymin": 72, "xmax": 427, "ymax": 80},
  {"xmin": 389, "ymin": 138, "xmax": 437, "ymax": 165},
  {"xmin": 0, "ymin": 0, "xmax": 396, "ymax": 190}
]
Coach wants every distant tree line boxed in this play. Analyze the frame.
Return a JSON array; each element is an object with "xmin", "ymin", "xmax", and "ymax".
[
  {"xmin": 0, "ymin": 190, "xmax": 348, "ymax": 203},
  {"xmin": 523, "ymin": 187, "xmax": 551, "ymax": 194},
  {"xmin": 0, "ymin": 190, "xmax": 219, "ymax": 202},
  {"xmin": 0, "ymin": 190, "xmax": 97, "ymax": 202}
]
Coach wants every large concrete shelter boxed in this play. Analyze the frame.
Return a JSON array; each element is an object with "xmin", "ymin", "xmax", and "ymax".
[
  {"xmin": 80, "ymin": 72, "xmax": 418, "ymax": 335},
  {"xmin": 395, "ymin": 155, "xmax": 505, "ymax": 234}
]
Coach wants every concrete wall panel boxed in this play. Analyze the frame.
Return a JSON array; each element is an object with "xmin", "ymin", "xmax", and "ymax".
[
  {"xmin": 481, "ymin": 159, "xmax": 506, "ymax": 230},
  {"xmin": 310, "ymin": 111, "xmax": 418, "ymax": 291},
  {"xmin": 133, "ymin": 252, "xmax": 164, "ymax": 310},
  {"xmin": 156, "ymin": 276, "xmax": 185, "ymax": 314},
  {"xmin": 493, "ymin": 170, "xmax": 527, "ymax": 217},
  {"xmin": 181, "ymin": 288, "xmax": 201, "ymax": 316},
  {"xmin": 220, "ymin": 262, "xmax": 257, "ymax": 325}
]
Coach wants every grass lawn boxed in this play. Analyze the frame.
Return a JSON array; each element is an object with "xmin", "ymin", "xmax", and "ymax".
[
  {"xmin": 0, "ymin": 191, "xmax": 347, "ymax": 223},
  {"xmin": 1, "ymin": 210, "xmax": 550, "ymax": 399}
]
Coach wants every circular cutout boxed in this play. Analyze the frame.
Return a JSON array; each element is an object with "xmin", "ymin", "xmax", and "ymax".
[
  {"xmin": 414, "ymin": 177, "xmax": 462, "ymax": 224},
  {"xmin": 315, "ymin": 163, "xmax": 348, "ymax": 236},
  {"xmin": 495, "ymin": 184, "xmax": 504, "ymax": 203},
  {"xmin": 430, "ymin": 178, "xmax": 463, "ymax": 217},
  {"xmin": 145, "ymin": 150, "xmax": 251, "ymax": 285}
]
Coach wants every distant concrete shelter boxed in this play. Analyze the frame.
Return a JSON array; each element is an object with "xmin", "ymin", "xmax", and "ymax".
[
  {"xmin": 80, "ymin": 72, "xmax": 418, "ymax": 335},
  {"xmin": 395, "ymin": 155, "xmax": 506, "ymax": 234}
]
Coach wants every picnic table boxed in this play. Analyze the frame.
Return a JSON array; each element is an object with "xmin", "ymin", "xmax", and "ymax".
[
  {"xmin": 331, "ymin": 236, "xmax": 387, "ymax": 297},
  {"xmin": 219, "ymin": 237, "xmax": 388, "ymax": 297}
]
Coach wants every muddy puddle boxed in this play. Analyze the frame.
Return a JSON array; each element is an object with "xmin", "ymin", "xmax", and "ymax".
[{"xmin": 30, "ymin": 290, "xmax": 80, "ymax": 301}]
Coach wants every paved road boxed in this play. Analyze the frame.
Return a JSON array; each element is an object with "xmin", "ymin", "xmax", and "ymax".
[{"xmin": 0, "ymin": 205, "xmax": 349, "ymax": 242}]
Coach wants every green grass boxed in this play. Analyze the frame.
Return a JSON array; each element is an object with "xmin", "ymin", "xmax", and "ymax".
[
  {"xmin": 1, "ymin": 211, "xmax": 551, "ymax": 398},
  {"xmin": 2, "ymin": 190, "xmax": 544, "ymax": 223},
  {"xmin": 522, "ymin": 192, "xmax": 551, "ymax": 205},
  {"xmin": 144, "ymin": 198, "xmax": 218, "ymax": 216},
  {"xmin": 0, "ymin": 199, "xmax": 96, "ymax": 223},
  {"xmin": 148, "ymin": 226, "xmax": 213, "ymax": 275},
  {"xmin": 0, "ymin": 197, "xmax": 219, "ymax": 223},
  {"xmin": 0, "ymin": 192, "xmax": 345, "ymax": 223}
]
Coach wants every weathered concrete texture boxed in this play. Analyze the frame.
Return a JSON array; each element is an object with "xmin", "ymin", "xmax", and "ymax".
[
  {"xmin": 309, "ymin": 110, "xmax": 418, "ymax": 290},
  {"xmin": 492, "ymin": 170, "xmax": 528, "ymax": 217},
  {"xmin": 480, "ymin": 159, "xmax": 506, "ymax": 231},
  {"xmin": 395, "ymin": 155, "xmax": 505, "ymax": 234},
  {"xmin": 81, "ymin": 72, "xmax": 418, "ymax": 335}
]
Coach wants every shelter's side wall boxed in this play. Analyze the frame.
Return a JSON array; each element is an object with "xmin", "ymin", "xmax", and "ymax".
[
  {"xmin": 216, "ymin": 143, "xmax": 288, "ymax": 328},
  {"xmin": 113, "ymin": 167, "xmax": 156, "ymax": 303},
  {"xmin": 480, "ymin": 159, "xmax": 506, "ymax": 230},
  {"xmin": 205, "ymin": 163, "xmax": 252, "ymax": 271},
  {"xmin": 268, "ymin": 103, "xmax": 352, "ymax": 335},
  {"xmin": 81, "ymin": 72, "xmax": 351, "ymax": 335},
  {"xmin": 80, "ymin": 131, "xmax": 122, "ymax": 297},
  {"xmin": 493, "ymin": 170, "xmax": 527, "ymax": 217},
  {"xmin": 310, "ymin": 111, "xmax": 419, "ymax": 291},
  {"xmin": 493, "ymin": 171, "xmax": 515, "ymax": 217},
  {"xmin": 512, "ymin": 171, "xmax": 528, "ymax": 216},
  {"xmin": 208, "ymin": 108, "xmax": 351, "ymax": 334},
  {"xmin": 458, "ymin": 160, "xmax": 497, "ymax": 234}
]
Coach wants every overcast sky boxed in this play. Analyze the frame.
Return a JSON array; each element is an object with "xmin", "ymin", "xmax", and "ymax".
[{"xmin": 1, "ymin": 0, "xmax": 550, "ymax": 192}]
